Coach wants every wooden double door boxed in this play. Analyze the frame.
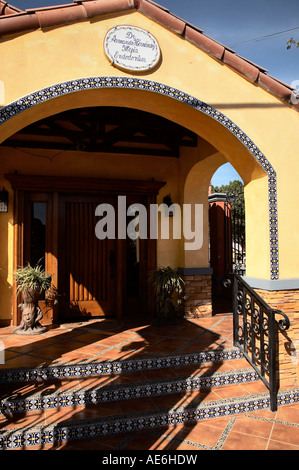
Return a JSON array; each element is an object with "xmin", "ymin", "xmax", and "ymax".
[
  {"xmin": 59, "ymin": 194, "xmax": 117, "ymax": 318},
  {"xmin": 9, "ymin": 175, "xmax": 164, "ymax": 324},
  {"xmin": 58, "ymin": 194, "xmax": 149, "ymax": 320}
]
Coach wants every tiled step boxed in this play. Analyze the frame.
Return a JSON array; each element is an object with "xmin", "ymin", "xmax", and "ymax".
[
  {"xmin": 0, "ymin": 347, "xmax": 244, "ymax": 384},
  {"xmin": 0, "ymin": 366, "xmax": 259, "ymax": 416},
  {"xmin": 2, "ymin": 341, "xmax": 298, "ymax": 450},
  {"xmin": 1, "ymin": 387, "xmax": 298, "ymax": 450},
  {"xmin": 0, "ymin": 346, "xmax": 259, "ymax": 450},
  {"xmin": 0, "ymin": 347, "xmax": 251, "ymax": 415}
]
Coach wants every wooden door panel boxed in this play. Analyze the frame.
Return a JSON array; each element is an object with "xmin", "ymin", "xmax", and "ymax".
[{"xmin": 59, "ymin": 196, "xmax": 116, "ymax": 318}]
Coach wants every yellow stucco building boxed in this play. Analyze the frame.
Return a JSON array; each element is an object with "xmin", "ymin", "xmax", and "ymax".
[{"xmin": 0, "ymin": 0, "xmax": 298, "ymax": 387}]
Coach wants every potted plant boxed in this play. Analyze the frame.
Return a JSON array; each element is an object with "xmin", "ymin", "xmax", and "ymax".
[
  {"xmin": 149, "ymin": 266, "xmax": 185, "ymax": 325},
  {"xmin": 14, "ymin": 263, "xmax": 52, "ymax": 335}
]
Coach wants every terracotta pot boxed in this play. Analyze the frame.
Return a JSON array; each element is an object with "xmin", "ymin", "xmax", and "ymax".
[{"xmin": 22, "ymin": 287, "xmax": 44, "ymax": 304}]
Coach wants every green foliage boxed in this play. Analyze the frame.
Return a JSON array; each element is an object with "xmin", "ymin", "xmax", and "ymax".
[
  {"xmin": 149, "ymin": 266, "xmax": 185, "ymax": 322},
  {"xmin": 211, "ymin": 179, "xmax": 244, "ymax": 195},
  {"xmin": 211, "ymin": 180, "xmax": 245, "ymax": 246},
  {"xmin": 14, "ymin": 263, "xmax": 52, "ymax": 295}
]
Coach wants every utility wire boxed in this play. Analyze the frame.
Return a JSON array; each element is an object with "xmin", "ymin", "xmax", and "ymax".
[{"xmin": 228, "ymin": 26, "xmax": 299, "ymax": 47}]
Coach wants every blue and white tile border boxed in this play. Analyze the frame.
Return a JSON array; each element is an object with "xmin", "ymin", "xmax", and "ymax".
[
  {"xmin": 1, "ymin": 388, "xmax": 298, "ymax": 449},
  {"xmin": 0, "ymin": 368, "xmax": 259, "ymax": 416},
  {"xmin": 0, "ymin": 348, "xmax": 243, "ymax": 384},
  {"xmin": 0, "ymin": 76, "xmax": 279, "ymax": 280}
]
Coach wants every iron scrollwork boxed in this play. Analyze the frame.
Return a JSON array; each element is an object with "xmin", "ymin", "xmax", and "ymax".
[
  {"xmin": 233, "ymin": 274, "xmax": 291, "ymax": 412},
  {"xmin": 274, "ymin": 310, "xmax": 290, "ymax": 332}
]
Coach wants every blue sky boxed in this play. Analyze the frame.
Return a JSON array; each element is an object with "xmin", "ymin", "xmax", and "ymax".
[{"xmin": 9, "ymin": 0, "xmax": 299, "ymax": 186}]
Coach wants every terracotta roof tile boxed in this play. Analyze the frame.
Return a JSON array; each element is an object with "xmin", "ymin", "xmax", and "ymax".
[
  {"xmin": 185, "ymin": 25, "xmax": 225, "ymax": 60},
  {"xmin": 0, "ymin": 0, "xmax": 298, "ymax": 110},
  {"xmin": 222, "ymin": 49, "xmax": 260, "ymax": 83},
  {"xmin": 137, "ymin": 0, "xmax": 185, "ymax": 35},
  {"xmin": 0, "ymin": 1, "xmax": 22, "ymax": 16},
  {"xmin": 0, "ymin": 12, "xmax": 39, "ymax": 36},
  {"xmin": 34, "ymin": 4, "xmax": 87, "ymax": 28},
  {"xmin": 75, "ymin": 0, "xmax": 135, "ymax": 18},
  {"xmin": 258, "ymin": 73, "xmax": 293, "ymax": 101}
]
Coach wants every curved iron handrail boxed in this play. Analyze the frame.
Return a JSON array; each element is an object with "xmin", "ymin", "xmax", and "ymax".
[
  {"xmin": 273, "ymin": 309, "xmax": 291, "ymax": 332},
  {"xmin": 232, "ymin": 274, "xmax": 291, "ymax": 412}
]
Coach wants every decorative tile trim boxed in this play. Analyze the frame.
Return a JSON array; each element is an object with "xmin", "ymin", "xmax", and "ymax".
[
  {"xmin": 0, "ymin": 76, "xmax": 279, "ymax": 279},
  {"xmin": 1, "ymin": 388, "xmax": 298, "ymax": 449},
  {"xmin": 0, "ymin": 368, "xmax": 259, "ymax": 416},
  {"xmin": 0, "ymin": 348, "xmax": 243, "ymax": 384}
]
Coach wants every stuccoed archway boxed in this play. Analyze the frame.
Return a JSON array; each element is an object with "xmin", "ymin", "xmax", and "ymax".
[{"xmin": 0, "ymin": 76, "xmax": 278, "ymax": 280}]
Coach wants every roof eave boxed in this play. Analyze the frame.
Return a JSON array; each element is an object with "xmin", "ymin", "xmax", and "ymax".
[{"xmin": 0, "ymin": 0, "xmax": 297, "ymax": 110}]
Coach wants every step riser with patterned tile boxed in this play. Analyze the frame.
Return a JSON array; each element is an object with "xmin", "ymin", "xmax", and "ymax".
[
  {"xmin": 0, "ymin": 368, "xmax": 259, "ymax": 416},
  {"xmin": 1, "ymin": 388, "xmax": 299, "ymax": 450},
  {"xmin": 0, "ymin": 348, "xmax": 243, "ymax": 384}
]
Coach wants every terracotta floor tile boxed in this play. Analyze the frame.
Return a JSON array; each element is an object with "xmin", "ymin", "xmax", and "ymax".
[
  {"xmin": 65, "ymin": 433, "xmax": 128, "ymax": 450},
  {"xmin": 189, "ymin": 318, "xmax": 221, "ymax": 329},
  {"xmin": 104, "ymin": 371, "xmax": 147, "ymax": 385},
  {"xmin": 212, "ymin": 384, "xmax": 251, "ymax": 400},
  {"xmin": 240, "ymin": 381, "xmax": 269, "ymax": 394},
  {"xmin": 96, "ymin": 349, "xmax": 141, "ymax": 361},
  {"xmin": 0, "ymin": 409, "xmax": 47, "ymax": 430},
  {"xmin": 96, "ymin": 332, "xmax": 139, "ymax": 347},
  {"xmin": 0, "ymin": 378, "xmax": 79, "ymax": 398},
  {"xmin": 140, "ymin": 367, "xmax": 177, "ymax": 381},
  {"xmin": 54, "ymin": 339, "xmax": 89, "ymax": 351},
  {"xmin": 46, "ymin": 439, "xmax": 114, "ymax": 450},
  {"xmin": 211, "ymin": 319, "xmax": 234, "ymax": 331},
  {"xmin": 275, "ymin": 403, "xmax": 299, "ymax": 425},
  {"xmin": 221, "ymin": 431, "xmax": 268, "ymax": 450},
  {"xmin": 225, "ymin": 358, "xmax": 250, "ymax": 370},
  {"xmin": 170, "ymin": 364, "xmax": 205, "ymax": 377},
  {"xmin": 70, "ymin": 332, "xmax": 113, "ymax": 343},
  {"xmin": 70, "ymin": 343, "xmax": 109, "ymax": 356},
  {"xmin": 169, "ymin": 327, "xmax": 205, "ymax": 340},
  {"xmin": 168, "ymin": 440, "xmax": 207, "ymax": 450},
  {"xmin": 267, "ymin": 440, "xmax": 299, "ymax": 450},
  {"xmin": 187, "ymin": 389, "xmax": 224, "ymax": 404},
  {"xmin": 117, "ymin": 396, "xmax": 159, "ymax": 414},
  {"xmin": 2, "ymin": 354, "xmax": 52, "ymax": 368},
  {"xmin": 80, "ymin": 374, "xmax": 117, "ymax": 388},
  {"xmin": 230, "ymin": 415, "xmax": 274, "ymax": 438},
  {"xmin": 44, "ymin": 406, "xmax": 85, "ymax": 425},
  {"xmin": 51, "ymin": 351, "xmax": 91, "ymax": 363},
  {"xmin": 269, "ymin": 422, "xmax": 299, "ymax": 447},
  {"xmin": 122, "ymin": 431, "xmax": 171, "ymax": 450},
  {"xmin": 178, "ymin": 342, "xmax": 224, "ymax": 353},
  {"xmin": 77, "ymin": 402, "xmax": 125, "ymax": 419},
  {"xmin": 176, "ymin": 421, "xmax": 226, "ymax": 448},
  {"xmin": 245, "ymin": 408, "xmax": 278, "ymax": 420},
  {"xmin": 150, "ymin": 392, "xmax": 191, "ymax": 411}
]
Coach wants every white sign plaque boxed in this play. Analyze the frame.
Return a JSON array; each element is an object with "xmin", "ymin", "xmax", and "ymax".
[{"xmin": 104, "ymin": 25, "xmax": 161, "ymax": 72}]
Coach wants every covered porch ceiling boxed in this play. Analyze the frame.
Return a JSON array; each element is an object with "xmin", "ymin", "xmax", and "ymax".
[{"xmin": 0, "ymin": 106, "xmax": 198, "ymax": 158}]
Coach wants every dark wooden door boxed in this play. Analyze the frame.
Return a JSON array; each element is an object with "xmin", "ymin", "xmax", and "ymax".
[
  {"xmin": 59, "ymin": 195, "xmax": 116, "ymax": 318},
  {"xmin": 122, "ymin": 195, "xmax": 148, "ymax": 317}
]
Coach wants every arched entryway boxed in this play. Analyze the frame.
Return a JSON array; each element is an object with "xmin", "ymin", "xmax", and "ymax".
[{"xmin": 0, "ymin": 77, "xmax": 278, "ymax": 324}]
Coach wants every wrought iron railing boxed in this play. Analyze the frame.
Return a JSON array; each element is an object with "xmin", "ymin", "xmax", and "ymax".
[{"xmin": 233, "ymin": 274, "xmax": 290, "ymax": 412}]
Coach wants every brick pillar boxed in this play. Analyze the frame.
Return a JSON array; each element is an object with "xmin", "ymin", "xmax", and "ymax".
[
  {"xmin": 179, "ymin": 269, "xmax": 213, "ymax": 318},
  {"xmin": 255, "ymin": 288, "xmax": 299, "ymax": 388}
]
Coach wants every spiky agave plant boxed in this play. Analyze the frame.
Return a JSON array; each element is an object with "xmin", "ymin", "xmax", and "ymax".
[{"xmin": 149, "ymin": 266, "xmax": 185, "ymax": 323}]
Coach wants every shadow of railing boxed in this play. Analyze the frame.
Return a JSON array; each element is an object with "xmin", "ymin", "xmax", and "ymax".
[{"xmin": 0, "ymin": 314, "xmax": 234, "ymax": 450}]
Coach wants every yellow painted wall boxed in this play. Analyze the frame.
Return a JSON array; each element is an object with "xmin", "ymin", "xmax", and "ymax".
[{"xmin": 0, "ymin": 10, "xmax": 298, "ymax": 320}]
